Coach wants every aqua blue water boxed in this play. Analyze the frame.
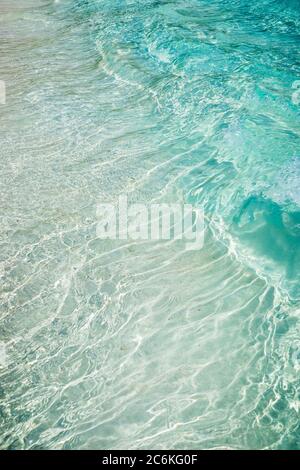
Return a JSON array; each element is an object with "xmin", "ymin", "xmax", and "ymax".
[{"xmin": 0, "ymin": 0, "xmax": 300, "ymax": 449}]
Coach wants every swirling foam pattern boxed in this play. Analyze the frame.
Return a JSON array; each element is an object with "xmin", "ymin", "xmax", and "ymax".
[{"xmin": 0, "ymin": 0, "xmax": 300, "ymax": 450}]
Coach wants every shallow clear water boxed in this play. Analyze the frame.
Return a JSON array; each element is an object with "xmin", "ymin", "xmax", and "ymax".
[{"xmin": 0, "ymin": 0, "xmax": 300, "ymax": 450}]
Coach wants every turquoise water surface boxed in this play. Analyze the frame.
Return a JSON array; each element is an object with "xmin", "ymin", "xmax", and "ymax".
[{"xmin": 0, "ymin": 0, "xmax": 300, "ymax": 449}]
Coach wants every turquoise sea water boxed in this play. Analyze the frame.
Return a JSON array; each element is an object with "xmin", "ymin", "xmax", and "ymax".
[{"xmin": 0, "ymin": 0, "xmax": 300, "ymax": 449}]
